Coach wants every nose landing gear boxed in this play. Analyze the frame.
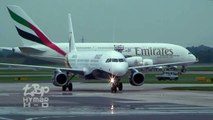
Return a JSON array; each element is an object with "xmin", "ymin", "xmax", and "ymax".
[{"xmin": 110, "ymin": 78, "xmax": 123, "ymax": 93}]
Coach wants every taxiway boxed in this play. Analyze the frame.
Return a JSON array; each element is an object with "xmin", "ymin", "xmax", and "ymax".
[{"xmin": 0, "ymin": 83, "xmax": 213, "ymax": 120}]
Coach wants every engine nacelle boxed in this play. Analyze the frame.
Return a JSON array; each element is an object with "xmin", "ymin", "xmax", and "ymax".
[
  {"xmin": 52, "ymin": 70, "xmax": 68, "ymax": 86},
  {"xmin": 142, "ymin": 59, "xmax": 153, "ymax": 66},
  {"xmin": 129, "ymin": 71, "xmax": 145, "ymax": 86},
  {"xmin": 126, "ymin": 56, "xmax": 143, "ymax": 67}
]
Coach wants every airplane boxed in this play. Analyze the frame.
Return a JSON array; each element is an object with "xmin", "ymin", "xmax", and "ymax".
[
  {"xmin": 1, "ymin": 6, "xmax": 198, "ymax": 93},
  {"xmin": 5, "ymin": 5, "xmax": 197, "ymax": 72},
  {"xmin": 1, "ymin": 7, "xmax": 131, "ymax": 93}
]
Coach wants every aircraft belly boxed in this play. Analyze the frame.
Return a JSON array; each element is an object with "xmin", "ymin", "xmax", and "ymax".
[{"xmin": 85, "ymin": 69, "xmax": 111, "ymax": 80}]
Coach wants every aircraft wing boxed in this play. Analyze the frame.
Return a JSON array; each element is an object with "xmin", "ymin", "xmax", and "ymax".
[
  {"xmin": 0, "ymin": 63, "xmax": 84, "ymax": 75},
  {"xmin": 128, "ymin": 60, "xmax": 197, "ymax": 70}
]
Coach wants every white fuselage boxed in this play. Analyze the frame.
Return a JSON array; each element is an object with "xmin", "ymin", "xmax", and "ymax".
[
  {"xmin": 66, "ymin": 50, "xmax": 128, "ymax": 79},
  {"xmin": 13, "ymin": 43, "xmax": 196, "ymax": 65}
]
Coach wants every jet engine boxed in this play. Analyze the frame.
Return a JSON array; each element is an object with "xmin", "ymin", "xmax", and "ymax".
[
  {"xmin": 126, "ymin": 56, "xmax": 143, "ymax": 67},
  {"xmin": 129, "ymin": 69, "xmax": 145, "ymax": 86},
  {"xmin": 142, "ymin": 59, "xmax": 153, "ymax": 65},
  {"xmin": 52, "ymin": 69, "xmax": 68, "ymax": 86}
]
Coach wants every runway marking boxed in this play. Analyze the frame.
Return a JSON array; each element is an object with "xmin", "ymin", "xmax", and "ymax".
[
  {"xmin": 26, "ymin": 116, "xmax": 75, "ymax": 120},
  {"xmin": 116, "ymin": 101, "xmax": 144, "ymax": 103},
  {"xmin": 0, "ymin": 117, "xmax": 14, "ymax": 120},
  {"xmin": 1, "ymin": 104, "xmax": 213, "ymax": 115},
  {"xmin": 0, "ymin": 93, "xmax": 9, "ymax": 96}
]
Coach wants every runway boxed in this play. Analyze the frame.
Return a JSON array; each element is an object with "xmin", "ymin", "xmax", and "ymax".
[{"xmin": 0, "ymin": 83, "xmax": 213, "ymax": 120}]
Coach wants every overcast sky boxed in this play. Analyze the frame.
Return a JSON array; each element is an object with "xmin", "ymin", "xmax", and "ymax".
[{"xmin": 0, "ymin": 0, "xmax": 213, "ymax": 47}]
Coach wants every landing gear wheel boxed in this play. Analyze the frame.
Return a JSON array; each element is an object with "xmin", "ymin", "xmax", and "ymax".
[
  {"xmin": 62, "ymin": 85, "xmax": 67, "ymax": 91},
  {"xmin": 111, "ymin": 84, "xmax": 117, "ymax": 93},
  {"xmin": 68, "ymin": 82, "xmax": 73, "ymax": 91},
  {"xmin": 117, "ymin": 82, "xmax": 123, "ymax": 91}
]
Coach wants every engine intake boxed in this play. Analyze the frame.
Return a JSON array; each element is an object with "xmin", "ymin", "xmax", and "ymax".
[
  {"xmin": 52, "ymin": 70, "xmax": 68, "ymax": 86},
  {"xmin": 129, "ymin": 71, "xmax": 144, "ymax": 86}
]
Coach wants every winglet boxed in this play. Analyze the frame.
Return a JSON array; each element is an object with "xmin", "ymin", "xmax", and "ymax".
[{"xmin": 68, "ymin": 13, "xmax": 76, "ymax": 52}]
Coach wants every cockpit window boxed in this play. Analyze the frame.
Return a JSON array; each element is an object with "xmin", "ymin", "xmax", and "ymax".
[
  {"xmin": 188, "ymin": 52, "xmax": 192, "ymax": 54},
  {"xmin": 106, "ymin": 58, "xmax": 111, "ymax": 63},
  {"xmin": 112, "ymin": 59, "xmax": 118, "ymax": 62},
  {"xmin": 119, "ymin": 59, "xmax": 125, "ymax": 62}
]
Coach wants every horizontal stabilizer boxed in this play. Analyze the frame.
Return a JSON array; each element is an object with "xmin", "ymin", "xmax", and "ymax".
[{"xmin": 19, "ymin": 47, "xmax": 45, "ymax": 54}]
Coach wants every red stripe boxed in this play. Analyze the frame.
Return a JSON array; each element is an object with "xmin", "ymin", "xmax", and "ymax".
[{"xmin": 27, "ymin": 22, "xmax": 66, "ymax": 56}]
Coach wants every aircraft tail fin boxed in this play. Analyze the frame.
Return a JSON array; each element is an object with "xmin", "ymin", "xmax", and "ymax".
[
  {"xmin": 7, "ymin": 5, "xmax": 66, "ymax": 56},
  {"xmin": 68, "ymin": 13, "xmax": 76, "ymax": 52}
]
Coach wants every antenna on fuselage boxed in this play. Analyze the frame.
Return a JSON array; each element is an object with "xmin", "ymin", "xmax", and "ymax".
[{"xmin": 68, "ymin": 13, "xmax": 76, "ymax": 52}]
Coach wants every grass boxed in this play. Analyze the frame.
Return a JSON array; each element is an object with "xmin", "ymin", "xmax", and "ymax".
[
  {"xmin": 0, "ymin": 67, "xmax": 212, "ymax": 84},
  {"xmin": 0, "ymin": 69, "xmax": 53, "ymax": 75},
  {"xmin": 0, "ymin": 76, "xmax": 51, "ymax": 83},
  {"xmin": 164, "ymin": 86, "xmax": 213, "ymax": 91},
  {"xmin": 2, "ymin": 73, "xmax": 211, "ymax": 84},
  {"xmin": 1, "ymin": 71, "xmax": 212, "ymax": 92},
  {"xmin": 187, "ymin": 63, "xmax": 213, "ymax": 71},
  {"xmin": 187, "ymin": 66, "xmax": 213, "ymax": 71},
  {"xmin": 1, "ymin": 64, "xmax": 212, "ymax": 91}
]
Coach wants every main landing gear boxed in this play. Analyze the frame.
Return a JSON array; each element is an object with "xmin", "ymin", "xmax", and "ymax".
[
  {"xmin": 181, "ymin": 65, "xmax": 186, "ymax": 73},
  {"xmin": 62, "ymin": 81, "xmax": 73, "ymax": 91},
  {"xmin": 110, "ymin": 78, "xmax": 123, "ymax": 93},
  {"xmin": 62, "ymin": 74, "xmax": 76, "ymax": 91}
]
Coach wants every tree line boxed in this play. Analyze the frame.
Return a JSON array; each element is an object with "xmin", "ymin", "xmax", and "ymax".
[{"xmin": 186, "ymin": 45, "xmax": 213, "ymax": 63}]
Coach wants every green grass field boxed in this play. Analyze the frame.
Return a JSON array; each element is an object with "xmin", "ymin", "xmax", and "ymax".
[
  {"xmin": 0, "ymin": 69, "xmax": 212, "ymax": 84},
  {"xmin": 187, "ymin": 66, "xmax": 213, "ymax": 71},
  {"xmin": 186, "ymin": 63, "xmax": 213, "ymax": 71},
  {"xmin": 164, "ymin": 86, "xmax": 213, "ymax": 91},
  {"xmin": 0, "ymin": 69, "xmax": 52, "ymax": 75},
  {"xmin": 0, "ymin": 67, "xmax": 212, "ymax": 91}
]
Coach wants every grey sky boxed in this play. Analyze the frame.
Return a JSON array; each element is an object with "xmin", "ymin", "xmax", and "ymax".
[{"xmin": 0, "ymin": 0, "xmax": 213, "ymax": 47}]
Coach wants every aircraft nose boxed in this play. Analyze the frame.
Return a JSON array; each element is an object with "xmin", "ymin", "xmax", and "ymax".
[
  {"xmin": 192, "ymin": 54, "xmax": 198, "ymax": 62},
  {"xmin": 111, "ymin": 63, "xmax": 128, "ymax": 76}
]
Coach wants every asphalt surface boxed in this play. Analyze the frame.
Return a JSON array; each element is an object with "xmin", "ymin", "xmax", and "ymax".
[{"xmin": 0, "ymin": 83, "xmax": 213, "ymax": 120}]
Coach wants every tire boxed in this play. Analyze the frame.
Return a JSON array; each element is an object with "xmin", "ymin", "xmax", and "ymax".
[
  {"xmin": 68, "ymin": 83, "xmax": 73, "ymax": 91},
  {"xmin": 118, "ymin": 82, "xmax": 123, "ymax": 91},
  {"xmin": 111, "ymin": 84, "xmax": 117, "ymax": 93},
  {"xmin": 114, "ymin": 86, "xmax": 117, "ymax": 93},
  {"xmin": 62, "ymin": 85, "xmax": 67, "ymax": 91}
]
